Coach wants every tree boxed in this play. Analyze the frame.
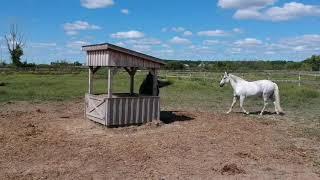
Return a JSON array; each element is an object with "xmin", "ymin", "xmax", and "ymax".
[
  {"xmin": 303, "ymin": 55, "xmax": 320, "ymax": 71},
  {"xmin": 5, "ymin": 24, "xmax": 25, "ymax": 67}
]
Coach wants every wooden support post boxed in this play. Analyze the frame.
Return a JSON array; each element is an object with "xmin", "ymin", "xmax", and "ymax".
[
  {"xmin": 130, "ymin": 74, "xmax": 134, "ymax": 95},
  {"xmin": 124, "ymin": 67, "xmax": 137, "ymax": 95},
  {"xmin": 88, "ymin": 67, "xmax": 93, "ymax": 94},
  {"xmin": 108, "ymin": 68, "xmax": 113, "ymax": 98},
  {"xmin": 299, "ymin": 72, "xmax": 301, "ymax": 87},
  {"xmin": 151, "ymin": 69, "xmax": 158, "ymax": 96}
]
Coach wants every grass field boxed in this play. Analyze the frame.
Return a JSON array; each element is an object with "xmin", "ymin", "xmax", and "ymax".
[{"xmin": 1, "ymin": 70, "xmax": 319, "ymax": 111}]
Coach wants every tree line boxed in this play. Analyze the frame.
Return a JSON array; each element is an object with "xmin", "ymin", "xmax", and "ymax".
[{"xmin": 163, "ymin": 57, "xmax": 320, "ymax": 71}]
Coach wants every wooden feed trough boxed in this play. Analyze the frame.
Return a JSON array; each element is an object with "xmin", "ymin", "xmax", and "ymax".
[{"xmin": 82, "ymin": 43, "xmax": 166, "ymax": 126}]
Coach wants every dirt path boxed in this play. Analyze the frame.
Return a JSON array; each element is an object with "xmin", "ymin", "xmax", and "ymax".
[{"xmin": 0, "ymin": 100, "xmax": 319, "ymax": 179}]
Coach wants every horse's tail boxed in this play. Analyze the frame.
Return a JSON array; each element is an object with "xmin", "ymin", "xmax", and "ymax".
[{"xmin": 273, "ymin": 83, "xmax": 283, "ymax": 114}]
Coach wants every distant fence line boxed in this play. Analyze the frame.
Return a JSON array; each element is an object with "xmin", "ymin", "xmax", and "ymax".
[
  {"xmin": 1, "ymin": 67, "xmax": 319, "ymax": 87},
  {"xmin": 159, "ymin": 70, "xmax": 320, "ymax": 87},
  {"xmin": 0, "ymin": 66, "xmax": 86, "ymax": 74}
]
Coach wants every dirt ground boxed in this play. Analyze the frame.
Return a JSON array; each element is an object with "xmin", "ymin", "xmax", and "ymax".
[{"xmin": 0, "ymin": 100, "xmax": 319, "ymax": 179}]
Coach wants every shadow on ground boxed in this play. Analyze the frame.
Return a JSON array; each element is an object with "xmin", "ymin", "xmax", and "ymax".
[
  {"xmin": 160, "ymin": 111, "xmax": 194, "ymax": 124},
  {"xmin": 234, "ymin": 111, "xmax": 281, "ymax": 115}
]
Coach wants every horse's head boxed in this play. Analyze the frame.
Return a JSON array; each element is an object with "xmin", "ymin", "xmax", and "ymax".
[{"xmin": 219, "ymin": 72, "xmax": 230, "ymax": 87}]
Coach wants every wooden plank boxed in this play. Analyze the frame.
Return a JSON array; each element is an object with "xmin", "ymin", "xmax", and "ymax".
[
  {"xmin": 88, "ymin": 67, "xmax": 92, "ymax": 94},
  {"xmin": 117, "ymin": 98, "xmax": 124, "ymax": 125},
  {"xmin": 151, "ymin": 69, "xmax": 158, "ymax": 96},
  {"xmin": 108, "ymin": 68, "xmax": 112, "ymax": 98},
  {"xmin": 87, "ymin": 115, "xmax": 105, "ymax": 124}
]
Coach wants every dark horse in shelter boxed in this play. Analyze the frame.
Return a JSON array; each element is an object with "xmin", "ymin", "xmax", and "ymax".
[{"xmin": 139, "ymin": 72, "xmax": 172, "ymax": 96}]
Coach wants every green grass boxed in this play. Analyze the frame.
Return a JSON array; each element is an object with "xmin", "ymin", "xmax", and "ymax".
[{"xmin": 1, "ymin": 71, "xmax": 319, "ymax": 110}]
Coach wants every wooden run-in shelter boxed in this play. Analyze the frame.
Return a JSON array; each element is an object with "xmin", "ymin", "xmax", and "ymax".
[{"xmin": 82, "ymin": 43, "xmax": 166, "ymax": 126}]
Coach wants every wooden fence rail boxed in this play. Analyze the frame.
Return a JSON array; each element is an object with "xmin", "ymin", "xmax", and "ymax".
[{"xmin": 160, "ymin": 71, "xmax": 320, "ymax": 87}]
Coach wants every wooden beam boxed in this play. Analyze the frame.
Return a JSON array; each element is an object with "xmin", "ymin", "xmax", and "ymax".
[
  {"xmin": 92, "ymin": 66, "xmax": 101, "ymax": 74},
  {"xmin": 88, "ymin": 67, "xmax": 93, "ymax": 94},
  {"xmin": 151, "ymin": 69, "xmax": 158, "ymax": 96},
  {"xmin": 107, "ymin": 68, "xmax": 112, "ymax": 98},
  {"xmin": 130, "ymin": 74, "xmax": 135, "ymax": 95},
  {"xmin": 124, "ymin": 67, "xmax": 137, "ymax": 95},
  {"xmin": 124, "ymin": 67, "xmax": 137, "ymax": 75}
]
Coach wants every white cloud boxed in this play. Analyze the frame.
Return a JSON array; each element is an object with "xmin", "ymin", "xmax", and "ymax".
[
  {"xmin": 30, "ymin": 43, "xmax": 57, "ymax": 48},
  {"xmin": 265, "ymin": 51, "xmax": 276, "ymax": 54},
  {"xmin": 159, "ymin": 49, "xmax": 174, "ymax": 54},
  {"xmin": 232, "ymin": 28, "xmax": 243, "ymax": 33},
  {"xmin": 292, "ymin": 46, "xmax": 306, "ymax": 51},
  {"xmin": 121, "ymin": 9, "xmax": 130, "ymax": 15},
  {"xmin": 63, "ymin": 21, "xmax": 101, "ymax": 35},
  {"xmin": 115, "ymin": 42, "xmax": 125, "ymax": 47},
  {"xmin": 66, "ymin": 41, "xmax": 89, "ymax": 49},
  {"xmin": 203, "ymin": 40, "xmax": 219, "ymax": 45},
  {"xmin": 161, "ymin": 28, "xmax": 168, "ymax": 32},
  {"xmin": 125, "ymin": 38, "xmax": 162, "ymax": 45},
  {"xmin": 218, "ymin": 0, "xmax": 276, "ymax": 9},
  {"xmin": 161, "ymin": 44, "xmax": 170, "ymax": 48},
  {"xmin": 264, "ymin": 2, "xmax": 320, "ymax": 21},
  {"xmin": 171, "ymin": 27, "xmax": 185, "ymax": 32},
  {"xmin": 273, "ymin": 34, "xmax": 320, "ymax": 52},
  {"xmin": 183, "ymin": 31, "xmax": 193, "ymax": 36},
  {"xmin": 110, "ymin": 30, "xmax": 145, "ymax": 39},
  {"xmin": 81, "ymin": 0, "xmax": 114, "ymax": 9},
  {"xmin": 234, "ymin": 9, "xmax": 262, "ymax": 20},
  {"xmin": 132, "ymin": 45, "xmax": 151, "ymax": 52},
  {"xmin": 197, "ymin": 30, "xmax": 228, "ymax": 37},
  {"xmin": 232, "ymin": 2, "xmax": 320, "ymax": 21},
  {"xmin": 230, "ymin": 47, "xmax": 242, "ymax": 54},
  {"xmin": 234, "ymin": 38, "xmax": 263, "ymax": 47},
  {"xmin": 169, "ymin": 36, "xmax": 191, "ymax": 45}
]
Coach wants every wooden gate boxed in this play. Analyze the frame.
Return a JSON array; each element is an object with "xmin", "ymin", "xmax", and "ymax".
[{"xmin": 85, "ymin": 94, "xmax": 106, "ymax": 125}]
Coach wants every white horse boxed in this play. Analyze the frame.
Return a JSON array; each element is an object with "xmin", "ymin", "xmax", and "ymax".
[{"xmin": 219, "ymin": 72, "xmax": 283, "ymax": 115}]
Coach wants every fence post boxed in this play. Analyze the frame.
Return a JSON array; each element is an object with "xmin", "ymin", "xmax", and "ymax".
[{"xmin": 299, "ymin": 72, "xmax": 301, "ymax": 87}]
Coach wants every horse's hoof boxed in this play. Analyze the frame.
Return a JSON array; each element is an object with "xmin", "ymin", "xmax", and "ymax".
[
  {"xmin": 245, "ymin": 112, "xmax": 250, "ymax": 115},
  {"xmin": 226, "ymin": 111, "xmax": 231, "ymax": 114}
]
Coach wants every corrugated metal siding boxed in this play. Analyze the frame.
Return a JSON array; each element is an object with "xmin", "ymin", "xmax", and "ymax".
[
  {"xmin": 106, "ymin": 96, "xmax": 160, "ymax": 126},
  {"xmin": 86, "ymin": 50, "xmax": 161, "ymax": 68},
  {"xmin": 85, "ymin": 94, "xmax": 160, "ymax": 126}
]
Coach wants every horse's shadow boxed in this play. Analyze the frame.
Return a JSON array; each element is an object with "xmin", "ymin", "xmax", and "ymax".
[
  {"xmin": 234, "ymin": 111, "xmax": 284, "ymax": 115},
  {"xmin": 250, "ymin": 111, "xmax": 276, "ymax": 115},
  {"xmin": 160, "ymin": 111, "xmax": 194, "ymax": 124}
]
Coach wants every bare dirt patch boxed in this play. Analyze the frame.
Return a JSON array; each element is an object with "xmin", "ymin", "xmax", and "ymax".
[{"xmin": 0, "ymin": 100, "xmax": 319, "ymax": 179}]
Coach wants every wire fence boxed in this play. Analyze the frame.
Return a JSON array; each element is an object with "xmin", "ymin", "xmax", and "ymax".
[{"xmin": 159, "ymin": 70, "xmax": 320, "ymax": 87}]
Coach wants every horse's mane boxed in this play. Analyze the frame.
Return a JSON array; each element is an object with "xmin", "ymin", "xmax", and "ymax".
[{"xmin": 229, "ymin": 74, "xmax": 246, "ymax": 83}]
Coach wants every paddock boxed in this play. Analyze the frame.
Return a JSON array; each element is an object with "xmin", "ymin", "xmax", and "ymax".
[{"xmin": 82, "ymin": 43, "xmax": 165, "ymax": 126}]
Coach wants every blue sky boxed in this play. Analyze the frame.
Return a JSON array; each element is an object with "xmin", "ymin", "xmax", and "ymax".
[{"xmin": 0, "ymin": 0, "xmax": 320, "ymax": 64}]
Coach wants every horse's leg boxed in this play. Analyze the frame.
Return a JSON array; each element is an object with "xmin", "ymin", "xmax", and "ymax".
[
  {"xmin": 271, "ymin": 92, "xmax": 279, "ymax": 114},
  {"xmin": 227, "ymin": 96, "xmax": 237, "ymax": 114},
  {"xmin": 273, "ymin": 101, "xmax": 279, "ymax": 115},
  {"xmin": 240, "ymin": 95, "xmax": 249, "ymax": 115},
  {"xmin": 260, "ymin": 95, "xmax": 268, "ymax": 116}
]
